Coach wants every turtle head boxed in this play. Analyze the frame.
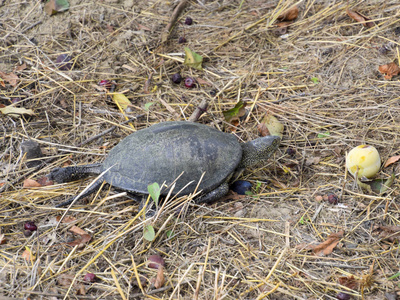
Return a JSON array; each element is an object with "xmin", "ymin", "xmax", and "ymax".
[{"xmin": 238, "ymin": 135, "xmax": 280, "ymax": 169}]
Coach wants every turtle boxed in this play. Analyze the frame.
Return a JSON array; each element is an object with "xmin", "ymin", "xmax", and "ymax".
[{"xmin": 49, "ymin": 121, "xmax": 280, "ymax": 207}]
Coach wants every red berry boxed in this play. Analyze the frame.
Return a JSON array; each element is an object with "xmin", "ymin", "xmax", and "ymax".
[
  {"xmin": 24, "ymin": 221, "xmax": 37, "ymax": 231},
  {"xmin": 83, "ymin": 273, "xmax": 97, "ymax": 282},
  {"xmin": 171, "ymin": 73, "xmax": 182, "ymax": 84},
  {"xmin": 184, "ymin": 17, "xmax": 193, "ymax": 25},
  {"xmin": 184, "ymin": 77, "xmax": 195, "ymax": 88}
]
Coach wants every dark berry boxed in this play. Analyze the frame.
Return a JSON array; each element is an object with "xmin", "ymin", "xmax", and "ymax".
[
  {"xmin": 83, "ymin": 273, "xmax": 97, "ymax": 282},
  {"xmin": 184, "ymin": 77, "xmax": 195, "ymax": 88},
  {"xmin": 327, "ymin": 193, "xmax": 339, "ymax": 205},
  {"xmin": 336, "ymin": 292, "xmax": 351, "ymax": 300},
  {"xmin": 178, "ymin": 36, "xmax": 187, "ymax": 44},
  {"xmin": 209, "ymin": 89, "xmax": 217, "ymax": 96},
  {"xmin": 24, "ymin": 221, "xmax": 37, "ymax": 231},
  {"xmin": 286, "ymin": 148, "xmax": 296, "ymax": 156},
  {"xmin": 56, "ymin": 54, "xmax": 72, "ymax": 71},
  {"xmin": 230, "ymin": 180, "xmax": 252, "ymax": 195},
  {"xmin": 171, "ymin": 73, "xmax": 182, "ymax": 84},
  {"xmin": 23, "ymin": 230, "xmax": 34, "ymax": 237},
  {"xmin": 184, "ymin": 17, "xmax": 193, "ymax": 25}
]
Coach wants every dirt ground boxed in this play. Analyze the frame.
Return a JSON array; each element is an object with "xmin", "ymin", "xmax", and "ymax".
[{"xmin": 1, "ymin": 0, "xmax": 400, "ymax": 299}]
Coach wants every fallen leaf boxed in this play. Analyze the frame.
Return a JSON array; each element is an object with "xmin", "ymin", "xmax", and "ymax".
[
  {"xmin": 384, "ymin": 155, "xmax": 400, "ymax": 168},
  {"xmin": 184, "ymin": 47, "xmax": 203, "ymax": 71},
  {"xmin": 346, "ymin": 9, "xmax": 374, "ymax": 28},
  {"xmin": 373, "ymin": 225, "xmax": 400, "ymax": 242},
  {"xmin": 57, "ymin": 273, "xmax": 74, "ymax": 287},
  {"xmin": 378, "ymin": 62, "xmax": 400, "ymax": 80},
  {"xmin": 23, "ymin": 178, "xmax": 42, "ymax": 188},
  {"xmin": 195, "ymin": 77, "xmax": 212, "ymax": 86},
  {"xmin": 258, "ymin": 113, "xmax": 284, "ymax": 137},
  {"xmin": 312, "ymin": 230, "xmax": 344, "ymax": 256},
  {"xmin": 338, "ymin": 276, "xmax": 359, "ymax": 290},
  {"xmin": 154, "ymin": 266, "xmax": 165, "ymax": 289},
  {"xmin": 15, "ymin": 63, "xmax": 27, "ymax": 72},
  {"xmin": 112, "ymin": 93, "xmax": 131, "ymax": 110},
  {"xmin": 0, "ymin": 71, "xmax": 18, "ymax": 87},
  {"xmin": 36, "ymin": 176, "xmax": 54, "ymax": 186},
  {"xmin": 278, "ymin": 6, "xmax": 299, "ymax": 21},
  {"xmin": 67, "ymin": 233, "xmax": 91, "ymax": 248},
  {"xmin": 222, "ymin": 101, "xmax": 247, "ymax": 126},
  {"xmin": 44, "ymin": 0, "xmax": 70, "ymax": 16},
  {"xmin": 56, "ymin": 215, "xmax": 77, "ymax": 223},
  {"xmin": 69, "ymin": 225, "xmax": 88, "ymax": 236},
  {"xmin": 22, "ymin": 246, "xmax": 36, "ymax": 262},
  {"xmin": 0, "ymin": 105, "xmax": 35, "ymax": 118}
]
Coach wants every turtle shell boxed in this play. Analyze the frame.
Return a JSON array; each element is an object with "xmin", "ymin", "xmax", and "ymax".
[{"xmin": 101, "ymin": 121, "xmax": 242, "ymax": 197}]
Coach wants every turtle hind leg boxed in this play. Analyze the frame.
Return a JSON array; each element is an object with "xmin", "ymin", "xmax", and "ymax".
[
  {"xmin": 48, "ymin": 163, "xmax": 102, "ymax": 183},
  {"xmin": 195, "ymin": 182, "xmax": 229, "ymax": 204},
  {"xmin": 55, "ymin": 177, "xmax": 104, "ymax": 207}
]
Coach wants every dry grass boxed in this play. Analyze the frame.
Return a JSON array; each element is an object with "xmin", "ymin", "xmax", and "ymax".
[{"xmin": 1, "ymin": 0, "xmax": 400, "ymax": 299}]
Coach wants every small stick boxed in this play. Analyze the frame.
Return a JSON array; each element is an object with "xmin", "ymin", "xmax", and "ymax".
[
  {"xmin": 160, "ymin": 0, "xmax": 188, "ymax": 43},
  {"xmin": 188, "ymin": 99, "xmax": 208, "ymax": 122}
]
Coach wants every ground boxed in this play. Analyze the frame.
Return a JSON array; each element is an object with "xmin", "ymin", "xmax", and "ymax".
[{"xmin": 1, "ymin": 0, "xmax": 400, "ymax": 299}]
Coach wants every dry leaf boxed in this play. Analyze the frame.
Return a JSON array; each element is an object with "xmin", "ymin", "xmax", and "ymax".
[
  {"xmin": 278, "ymin": 6, "xmax": 299, "ymax": 21},
  {"xmin": 36, "ymin": 176, "xmax": 54, "ymax": 186},
  {"xmin": 258, "ymin": 113, "xmax": 284, "ymax": 137},
  {"xmin": 0, "ymin": 71, "xmax": 18, "ymax": 87},
  {"xmin": 346, "ymin": 9, "xmax": 374, "ymax": 28},
  {"xmin": 378, "ymin": 62, "xmax": 400, "ymax": 80},
  {"xmin": 67, "ymin": 233, "xmax": 91, "ymax": 248},
  {"xmin": 312, "ymin": 230, "xmax": 344, "ymax": 256},
  {"xmin": 338, "ymin": 276, "xmax": 359, "ymax": 290},
  {"xmin": 23, "ymin": 178, "xmax": 42, "ymax": 188},
  {"xmin": 69, "ymin": 225, "xmax": 88, "ymax": 236},
  {"xmin": 15, "ymin": 63, "xmax": 27, "ymax": 72},
  {"xmin": 113, "ymin": 93, "xmax": 131, "ymax": 110},
  {"xmin": 0, "ymin": 105, "xmax": 35, "ymax": 118},
  {"xmin": 57, "ymin": 274, "xmax": 74, "ymax": 287},
  {"xmin": 384, "ymin": 155, "xmax": 400, "ymax": 168},
  {"xmin": 22, "ymin": 246, "xmax": 36, "ymax": 262},
  {"xmin": 195, "ymin": 77, "xmax": 212, "ymax": 86},
  {"xmin": 56, "ymin": 215, "xmax": 77, "ymax": 223},
  {"xmin": 373, "ymin": 225, "xmax": 400, "ymax": 242},
  {"xmin": 154, "ymin": 266, "xmax": 165, "ymax": 289}
]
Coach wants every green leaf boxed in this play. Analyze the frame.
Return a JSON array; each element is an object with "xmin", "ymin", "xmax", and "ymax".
[
  {"xmin": 388, "ymin": 272, "xmax": 400, "ymax": 280},
  {"xmin": 364, "ymin": 173, "xmax": 395, "ymax": 194},
  {"xmin": 222, "ymin": 101, "xmax": 246, "ymax": 123},
  {"xmin": 245, "ymin": 190, "xmax": 253, "ymax": 196},
  {"xmin": 311, "ymin": 77, "xmax": 319, "ymax": 84},
  {"xmin": 143, "ymin": 225, "xmax": 155, "ymax": 241},
  {"xmin": 299, "ymin": 216, "xmax": 305, "ymax": 225},
  {"xmin": 147, "ymin": 182, "xmax": 160, "ymax": 206},
  {"xmin": 166, "ymin": 230, "xmax": 174, "ymax": 238},
  {"xmin": 184, "ymin": 47, "xmax": 203, "ymax": 70},
  {"xmin": 317, "ymin": 131, "xmax": 330, "ymax": 138},
  {"xmin": 144, "ymin": 102, "xmax": 154, "ymax": 111}
]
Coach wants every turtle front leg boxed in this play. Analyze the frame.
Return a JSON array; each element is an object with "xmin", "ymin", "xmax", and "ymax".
[
  {"xmin": 195, "ymin": 182, "xmax": 229, "ymax": 204},
  {"xmin": 48, "ymin": 163, "xmax": 102, "ymax": 183}
]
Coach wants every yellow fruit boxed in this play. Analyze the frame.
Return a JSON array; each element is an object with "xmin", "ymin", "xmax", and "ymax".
[{"xmin": 346, "ymin": 145, "xmax": 381, "ymax": 178}]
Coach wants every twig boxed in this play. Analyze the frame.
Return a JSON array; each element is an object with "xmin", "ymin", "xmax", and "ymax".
[
  {"xmin": 160, "ymin": 0, "xmax": 189, "ymax": 43},
  {"xmin": 188, "ymin": 99, "xmax": 208, "ymax": 122}
]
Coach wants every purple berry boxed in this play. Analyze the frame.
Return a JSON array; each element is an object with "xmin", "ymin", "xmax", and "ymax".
[
  {"xmin": 56, "ymin": 54, "xmax": 72, "ymax": 71},
  {"xmin": 184, "ymin": 77, "xmax": 195, "ymax": 88},
  {"xmin": 24, "ymin": 221, "xmax": 37, "ymax": 231},
  {"xmin": 178, "ymin": 36, "xmax": 187, "ymax": 44},
  {"xmin": 336, "ymin": 292, "xmax": 351, "ymax": 300},
  {"xmin": 184, "ymin": 17, "xmax": 193, "ymax": 25},
  {"xmin": 84, "ymin": 273, "xmax": 97, "ymax": 282},
  {"xmin": 171, "ymin": 73, "xmax": 182, "ymax": 84}
]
